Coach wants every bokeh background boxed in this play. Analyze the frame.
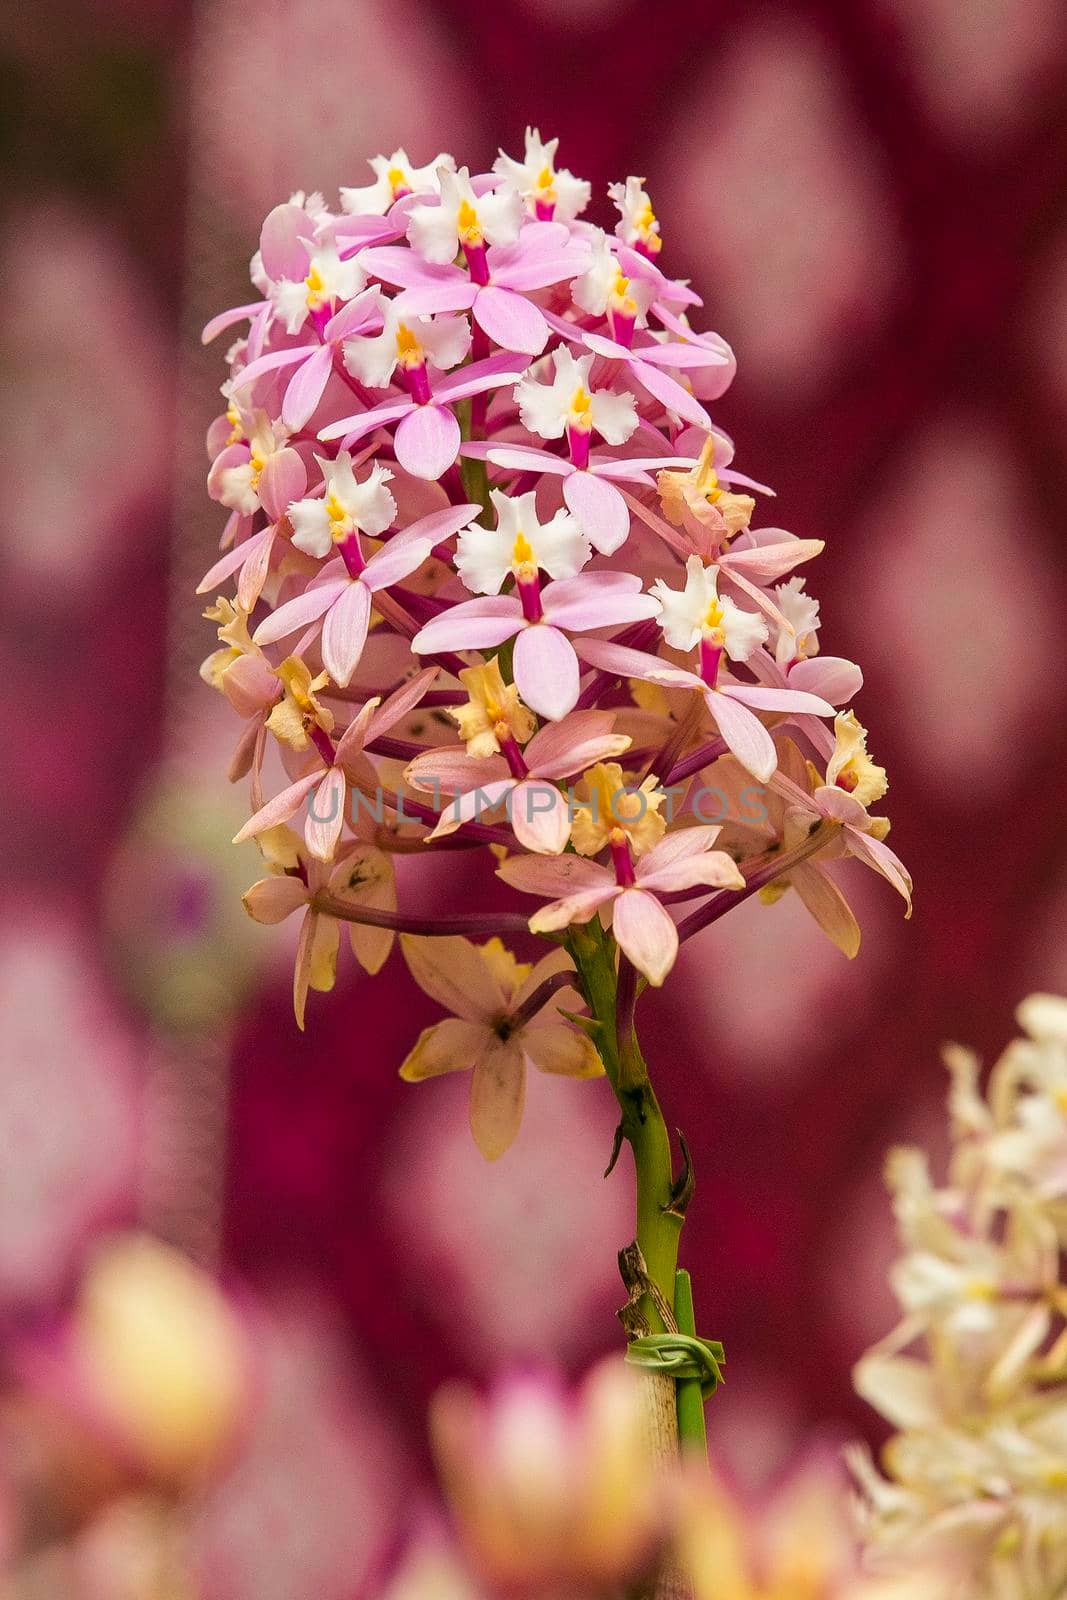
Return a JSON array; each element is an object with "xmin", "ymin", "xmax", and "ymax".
[{"xmin": 2, "ymin": 0, "xmax": 1067, "ymax": 1589}]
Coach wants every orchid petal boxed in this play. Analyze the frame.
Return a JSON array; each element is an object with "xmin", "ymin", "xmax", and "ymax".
[
  {"xmin": 720, "ymin": 538, "xmax": 824, "ymax": 582},
  {"xmin": 399, "ymin": 1018, "xmax": 490, "ymax": 1080},
  {"xmin": 522, "ymin": 1025, "xmax": 604, "ymax": 1078},
  {"xmin": 842, "ymin": 829, "xmax": 913, "ymax": 915},
  {"xmin": 629, "ymin": 359, "xmax": 711, "ymax": 429},
  {"xmin": 228, "ymin": 343, "xmax": 318, "ymax": 393},
  {"xmin": 412, "ymin": 598, "xmax": 523, "ymax": 654},
  {"xmin": 562, "ymin": 472, "xmax": 630, "ymax": 555},
  {"xmin": 232, "ymin": 769, "xmax": 323, "ymax": 842},
  {"xmin": 394, "ymin": 404, "xmax": 462, "ymax": 479},
  {"xmin": 392, "ymin": 279, "xmax": 478, "ymax": 317},
  {"xmin": 318, "ymin": 397, "xmax": 411, "ymax": 444},
  {"xmin": 365, "ymin": 666, "xmax": 440, "ymax": 743},
  {"xmin": 472, "ymin": 286, "xmax": 549, "ymax": 355},
  {"xmin": 201, "ymin": 302, "xmax": 263, "ymax": 345},
  {"xmin": 524, "ymin": 710, "xmax": 631, "ymax": 781},
  {"xmin": 473, "ymin": 443, "xmax": 570, "ymax": 476},
  {"xmin": 705, "ymin": 690, "xmax": 778, "ymax": 783},
  {"xmin": 400, "ymin": 933, "xmax": 504, "ymax": 1023},
  {"xmin": 611, "ymin": 889, "xmax": 678, "ymax": 987},
  {"xmin": 405, "ymin": 747, "xmax": 507, "ymax": 796},
  {"xmin": 788, "ymin": 656, "xmax": 863, "ymax": 706},
  {"xmin": 513, "ymin": 625, "xmax": 579, "ymax": 720},
  {"xmin": 252, "ymin": 580, "xmax": 347, "ymax": 646},
  {"xmin": 197, "ymin": 526, "xmax": 272, "ymax": 594},
  {"xmin": 242, "ymin": 875, "xmax": 308, "ymax": 923},
  {"xmin": 236, "ymin": 526, "xmax": 277, "ymax": 611},
  {"xmin": 321, "ymin": 578, "xmax": 371, "ymax": 686},
  {"xmin": 360, "ymin": 247, "xmax": 467, "ymax": 289},
  {"xmin": 304, "ymin": 766, "xmax": 347, "ymax": 861},
  {"xmin": 791, "ymin": 863, "xmax": 861, "ymax": 959},
  {"xmin": 724, "ymin": 684, "xmax": 834, "ymax": 717},
  {"xmin": 323, "ymin": 287, "xmax": 382, "ymax": 341},
  {"xmin": 635, "ymin": 340, "xmax": 730, "ymax": 369},
  {"xmin": 541, "ymin": 577, "xmax": 658, "ymax": 633},
  {"xmin": 435, "ymin": 350, "xmax": 533, "ymax": 403},
  {"xmin": 282, "ymin": 345, "xmax": 336, "ymax": 431},
  {"xmin": 509, "ymin": 779, "xmax": 571, "ymax": 854},
  {"xmin": 492, "ymin": 250, "xmax": 590, "ymax": 293},
  {"xmin": 259, "ymin": 202, "xmax": 311, "ymax": 280},
  {"xmin": 469, "ymin": 1040, "xmax": 526, "ymax": 1160},
  {"xmin": 575, "ymin": 639, "xmax": 700, "ymax": 691},
  {"xmin": 257, "ymin": 447, "xmax": 307, "ymax": 521}
]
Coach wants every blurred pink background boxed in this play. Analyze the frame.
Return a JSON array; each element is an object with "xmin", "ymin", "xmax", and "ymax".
[{"xmin": 2, "ymin": 0, "xmax": 1067, "ymax": 1587}]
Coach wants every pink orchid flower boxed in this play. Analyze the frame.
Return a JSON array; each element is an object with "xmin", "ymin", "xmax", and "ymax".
[
  {"xmin": 242, "ymin": 832, "xmax": 391, "ymax": 1029},
  {"xmin": 768, "ymin": 765, "xmax": 913, "ymax": 915},
  {"xmin": 498, "ymin": 825, "xmax": 744, "ymax": 987},
  {"xmin": 746, "ymin": 646, "xmax": 864, "ymax": 764},
  {"xmin": 651, "ymin": 300, "xmax": 737, "ymax": 401},
  {"xmin": 576, "ymin": 638, "xmax": 834, "ymax": 784},
  {"xmin": 254, "ymin": 199, "xmax": 366, "ymax": 337},
  {"xmin": 317, "ymin": 350, "xmax": 532, "ymax": 479},
  {"xmin": 254, "ymin": 503, "xmax": 479, "ymax": 686},
  {"xmin": 406, "ymin": 709, "xmax": 632, "ymax": 854},
  {"xmin": 399, "ymin": 937, "xmax": 602, "ymax": 1161},
  {"xmin": 543, "ymin": 310, "xmax": 721, "ymax": 432},
  {"xmin": 360, "ymin": 219, "xmax": 591, "ymax": 358},
  {"xmin": 412, "ymin": 572, "xmax": 659, "ymax": 722},
  {"xmin": 224, "ymin": 286, "xmax": 383, "ymax": 433},
  {"xmin": 206, "ymin": 411, "xmax": 306, "ymax": 523},
  {"xmin": 233, "ymin": 668, "xmax": 440, "ymax": 863},
  {"xmin": 460, "ymin": 438, "xmax": 709, "ymax": 558}
]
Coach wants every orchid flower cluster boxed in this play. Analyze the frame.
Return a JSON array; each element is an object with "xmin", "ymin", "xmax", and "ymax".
[
  {"xmin": 197, "ymin": 131, "xmax": 914, "ymax": 1490},
  {"xmin": 200, "ymin": 131, "xmax": 910, "ymax": 1124},
  {"xmin": 852, "ymin": 994, "xmax": 1067, "ymax": 1598}
]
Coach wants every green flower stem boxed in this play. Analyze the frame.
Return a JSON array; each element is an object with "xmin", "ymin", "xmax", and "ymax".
[
  {"xmin": 673, "ymin": 1269, "xmax": 708, "ymax": 1460},
  {"xmin": 567, "ymin": 923, "xmax": 683, "ymax": 1337}
]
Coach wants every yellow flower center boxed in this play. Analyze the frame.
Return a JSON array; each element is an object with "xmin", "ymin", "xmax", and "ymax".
[
  {"xmin": 304, "ymin": 263, "xmax": 327, "ymax": 310},
  {"xmin": 387, "ymin": 165, "xmax": 409, "ymax": 196},
  {"xmin": 613, "ymin": 790, "xmax": 645, "ymax": 823},
  {"xmin": 702, "ymin": 466, "xmax": 722, "ymax": 504},
  {"xmin": 248, "ymin": 446, "xmax": 267, "ymax": 490},
  {"xmin": 452, "ymin": 660, "xmax": 537, "ymax": 756},
  {"xmin": 395, "ymin": 322, "xmax": 425, "ymax": 368},
  {"xmin": 457, "ymin": 198, "xmax": 483, "ymax": 247},
  {"xmin": 512, "ymin": 529, "xmax": 536, "ymax": 576},
  {"xmin": 704, "ymin": 598, "xmax": 725, "ymax": 644},
  {"xmin": 609, "ymin": 268, "xmax": 637, "ymax": 317},
  {"xmin": 325, "ymin": 492, "xmax": 352, "ymax": 541},
  {"xmin": 569, "ymin": 385, "xmax": 593, "ymax": 431},
  {"xmin": 571, "ymin": 762, "xmax": 664, "ymax": 859},
  {"xmin": 535, "ymin": 165, "xmax": 555, "ymax": 192}
]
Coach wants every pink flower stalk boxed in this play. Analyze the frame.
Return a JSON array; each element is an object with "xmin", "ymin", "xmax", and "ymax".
[{"xmin": 196, "ymin": 131, "xmax": 909, "ymax": 1044}]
